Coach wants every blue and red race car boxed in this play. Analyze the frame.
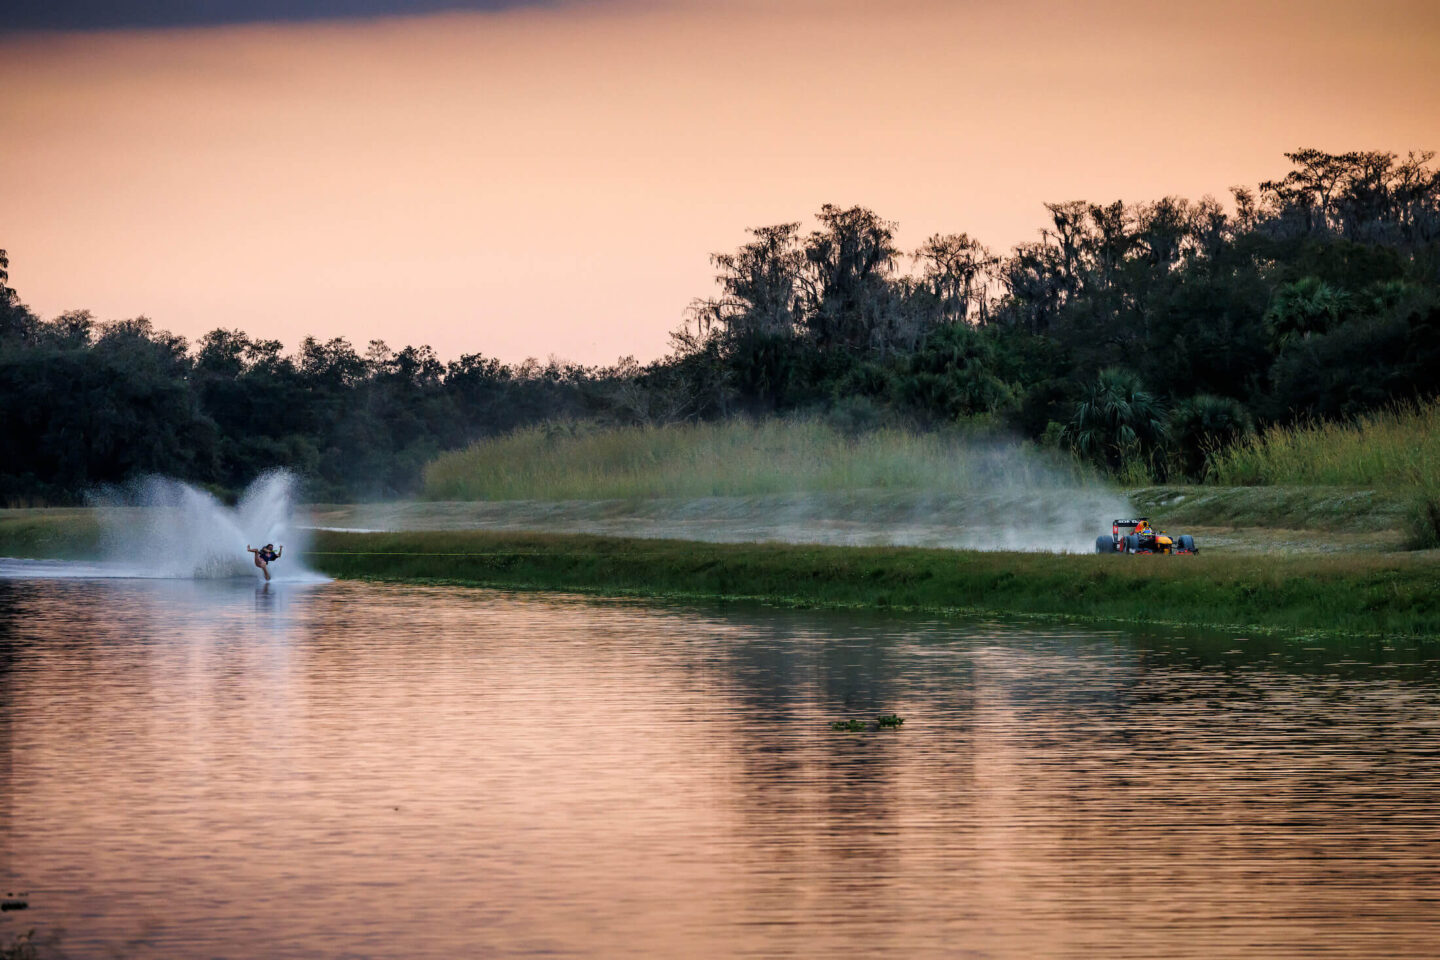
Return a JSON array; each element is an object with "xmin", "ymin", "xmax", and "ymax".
[{"xmin": 1096, "ymin": 518, "xmax": 1199, "ymax": 555}]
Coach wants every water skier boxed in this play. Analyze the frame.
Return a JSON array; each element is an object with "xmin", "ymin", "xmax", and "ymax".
[{"xmin": 247, "ymin": 543, "xmax": 283, "ymax": 581}]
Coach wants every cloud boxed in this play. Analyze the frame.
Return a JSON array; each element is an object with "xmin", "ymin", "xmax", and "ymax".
[{"xmin": 1, "ymin": 0, "xmax": 569, "ymax": 33}]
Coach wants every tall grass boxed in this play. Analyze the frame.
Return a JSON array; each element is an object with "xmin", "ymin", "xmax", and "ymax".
[
  {"xmin": 1207, "ymin": 400, "xmax": 1440, "ymax": 549},
  {"xmin": 422, "ymin": 419, "xmax": 1095, "ymax": 501},
  {"xmin": 1207, "ymin": 400, "xmax": 1440, "ymax": 488}
]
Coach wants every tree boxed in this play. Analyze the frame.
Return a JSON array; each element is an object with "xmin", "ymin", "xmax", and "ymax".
[
  {"xmin": 1265, "ymin": 277, "xmax": 1352, "ymax": 348},
  {"xmin": 1064, "ymin": 369, "xmax": 1168, "ymax": 475},
  {"xmin": 801, "ymin": 204, "xmax": 900, "ymax": 350},
  {"xmin": 692, "ymin": 223, "xmax": 806, "ymax": 341},
  {"xmin": 1086, "ymin": 201, "xmax": 1133, "ymax": 290},
  {"xmin": 1167, "ymin": 395, "xmax": 1252, "ymax": 480},
  {"xmin": 892, "ymin": 323, "xmax": 1015, "ymax": 422},
  {"xmin": 1258, "ymin": 149, "xmax": 1440, "ymax": 244},
  {"xmin": 1039, "ymin": 201, "xmax": 1090, "ymax": 295},
  {"xmin": 1134, "ymin": 197, "xmax": 1190, "ymax": 268},
  {"xmin": 912, "ymin": 233, "xmax": 996, "ymax": 325},
  {"xmin": 0, "ymin": 248, "xmax": 37, "ymax": 345}
]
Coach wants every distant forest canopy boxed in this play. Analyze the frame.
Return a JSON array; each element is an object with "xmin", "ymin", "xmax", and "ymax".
[{"xmin": 2, "ymin": 148, "xmax": 1439, "ymax": 503}]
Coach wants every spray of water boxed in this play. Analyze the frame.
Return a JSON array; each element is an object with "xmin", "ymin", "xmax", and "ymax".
[
  {"xmin": 317, "ymin": 440, "xmax": 1134, "ymax": 554},
  {"xmin": 90, "ymin": 470, "xmax": 324, "ymax": 580}
]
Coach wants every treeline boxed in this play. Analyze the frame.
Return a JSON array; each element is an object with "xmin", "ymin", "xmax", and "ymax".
[
  {"xmin": 673, "ymin": 148, "xmax": 1440, "ymax": 480},
  {"xmin": 3, "ymin": 148, "xmax": 1439, "ymax": 502},
  {"xmin": 0, "ymin": 302, "xmax": 617, "ymax": 501}
]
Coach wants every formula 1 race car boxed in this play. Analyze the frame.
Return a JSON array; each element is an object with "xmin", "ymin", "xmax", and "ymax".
[{"xmin": 1096, "ymin": 518, "xmax": 1199, "ymax": 555}]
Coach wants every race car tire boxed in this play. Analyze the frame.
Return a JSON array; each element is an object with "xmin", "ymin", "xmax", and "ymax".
[
  {"xmin": 1125, "ymin": 534, "xmax": 1140, "ymax": 553},
  {"xmin": 1096, "ymin": 535, "xmax": 1115, "ymax": 553},
  {"xmin": 1179, "ymin": 534, "xmax": 1195, "ymax": 552}
]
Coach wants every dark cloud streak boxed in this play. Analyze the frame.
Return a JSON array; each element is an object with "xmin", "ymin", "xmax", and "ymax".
[{"xmin": 2, "ymin": 0, "xmax": 563, "ymax": 33}]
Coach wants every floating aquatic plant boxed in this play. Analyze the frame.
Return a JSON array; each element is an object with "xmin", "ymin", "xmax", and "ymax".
[{"xmin": 829, "ymin": 715, "xmax": 905, "ymax": 732}]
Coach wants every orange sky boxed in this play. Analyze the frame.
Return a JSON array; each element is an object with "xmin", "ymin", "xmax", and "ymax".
[{"xmin": 3, "ymin": 0, "xmax": 1438, "ymax": 364}]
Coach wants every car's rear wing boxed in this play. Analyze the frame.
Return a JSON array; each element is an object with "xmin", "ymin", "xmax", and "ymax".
[{"xmin": 1111, "ymin": 518, "xmax": 1151, "ymax": 536}]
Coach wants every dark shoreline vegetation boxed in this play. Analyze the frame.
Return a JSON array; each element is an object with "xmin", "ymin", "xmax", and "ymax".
[{"xmin": 3, "ymin": 148, "xmax": 1439, "ymax": 505}]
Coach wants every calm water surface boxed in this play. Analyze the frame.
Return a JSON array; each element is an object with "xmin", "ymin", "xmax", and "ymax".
[{"xmin": 1, "ymin": 577, "xmax": 1438, "ymax": 958}]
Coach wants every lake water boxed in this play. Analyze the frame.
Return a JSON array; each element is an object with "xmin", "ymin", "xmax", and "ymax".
[{"xmin": 1, "ymin": 574, "xmax": 1438, "ymax": 958}]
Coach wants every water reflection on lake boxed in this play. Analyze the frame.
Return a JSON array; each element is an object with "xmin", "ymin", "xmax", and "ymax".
[{"xmin": 0, "ymin": 578, "xmax": 1437, "ymax": 958}]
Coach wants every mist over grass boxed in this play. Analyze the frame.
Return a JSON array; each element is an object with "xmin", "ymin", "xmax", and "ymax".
[
  {"xmin": 416, "ymin": 419, "xmax": 1135, "ymax": 553},
  {"xmin": 422, "ymin": 418, "xmax": 1102, "ymax": 502}
]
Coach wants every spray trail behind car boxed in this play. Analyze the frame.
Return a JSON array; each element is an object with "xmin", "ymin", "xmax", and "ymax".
[{"xmin": 324, "ymin": 442, "xmax": 1135, "ymax": 554}]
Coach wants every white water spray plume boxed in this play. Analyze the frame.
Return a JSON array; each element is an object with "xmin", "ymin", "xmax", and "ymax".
[{"xmin": 86, "ymin": 471, "xmax": 325, "ymax": 581}]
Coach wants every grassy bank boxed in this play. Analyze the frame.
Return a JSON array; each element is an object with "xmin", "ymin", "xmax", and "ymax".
[
  {"xmin": 1206, "ymin": 400, "xmax": 1440, "ymax": 548},
  {"xmin": 306, "ymin": 530, "xmax": 1440, "ymax": 638},
  {"xmin": 423, "ymin": 419, "xmax": 1096, "ymax": 501},
  {"xmin": 0, "ymin": 508, "xmax": 102, "ymax": 559},
  {"xmin": 1129, "ymin": 485, "xmax": 1410, "ymax": 534},
  {"xmin": 4, "ymin": 508, "xmax": 1435, "ymax": 637}
]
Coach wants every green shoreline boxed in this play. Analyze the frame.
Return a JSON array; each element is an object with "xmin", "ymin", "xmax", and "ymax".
[
  {"xmin": 3, "ymin": 509, "xmax": 1438, "ymax": 639},
  {"xmin": 304, "ymin": 530, "xmax": 1440, "ymax": 640}
]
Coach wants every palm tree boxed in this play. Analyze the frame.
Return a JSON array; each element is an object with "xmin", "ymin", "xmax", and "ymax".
[
  {"xmin": 1065, "ymin": 368, "xmax": 1168, "ymax": 476},
  {"xmin": 1265, "ymin": 276, "xmax": 1351, "ymax": 347},
  {"xmin": 1167, "ymin": 394, "xmax": 1252, "ymax": 480}
]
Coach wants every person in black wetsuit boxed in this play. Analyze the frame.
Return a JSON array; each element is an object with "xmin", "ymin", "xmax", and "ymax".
[{"xmin": 246, "ymin": 543, "xmax": 283, "ymax": 581}]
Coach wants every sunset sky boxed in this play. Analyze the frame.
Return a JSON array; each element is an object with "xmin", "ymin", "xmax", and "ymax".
[{"xmin": 3, "ymin": 0, "xmax": 1438, "ymax": 365}]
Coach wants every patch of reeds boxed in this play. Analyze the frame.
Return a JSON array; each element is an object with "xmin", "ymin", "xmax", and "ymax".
[
  {"xmin": 1207, "ymin": 400, "xmax": 1440, "ymax": 488},
  {"xmin": 1204, "ymin": 401, "xmax": 1440, "ymax": 549},
  {"xmin": 1408, "ymin": 482, "xmax": 1440, "ymax": 550},
  {"xmin": 422, "ymin": 419, "xmax": 1097, "ymax": 502}
]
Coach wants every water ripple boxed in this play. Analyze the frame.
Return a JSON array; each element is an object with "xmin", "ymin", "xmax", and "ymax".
[{"xmin": 0, "ymin": 579, "xmax": 1436, "ymax": 958}]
